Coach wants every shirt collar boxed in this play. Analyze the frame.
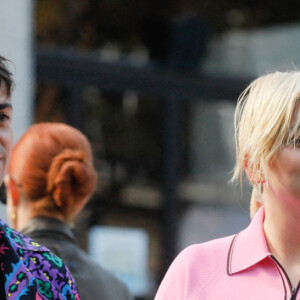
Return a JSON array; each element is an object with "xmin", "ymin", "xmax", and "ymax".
[
  {"xmin": 227, "ymin": 206, "xmax": 271, "ymax": 275},
  {"xmin": 21, "ymin": 217, "xmax": 77, "ymax": 244}
]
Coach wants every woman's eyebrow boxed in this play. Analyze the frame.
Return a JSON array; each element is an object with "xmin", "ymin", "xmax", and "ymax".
[{"xmin": 288, "ymin": 126, "xmax": 300, "ymax": 140}]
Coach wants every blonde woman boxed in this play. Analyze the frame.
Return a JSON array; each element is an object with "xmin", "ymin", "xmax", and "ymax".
[{"xmin": 155, "ymin": 71, "xmax": 300, "ymax": 299}]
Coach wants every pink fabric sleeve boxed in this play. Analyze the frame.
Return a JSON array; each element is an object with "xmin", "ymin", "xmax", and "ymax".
[{"xmin": 154, "ymin": 249, "xmax": 188, "ymax": 300}]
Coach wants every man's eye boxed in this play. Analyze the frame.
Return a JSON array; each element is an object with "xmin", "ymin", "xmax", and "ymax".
[{"xmin": 0, "ymin": 113, "xmax": 10, "ymax": 122}]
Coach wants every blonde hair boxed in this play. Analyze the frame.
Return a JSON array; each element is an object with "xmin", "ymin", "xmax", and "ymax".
[
  {"xmin": 231, "ymin": 71, "xmax": 300, "ymax": 183},
  {"xmin": 250, "ymin": 188, "xmax": 262, "ymax": 219}
]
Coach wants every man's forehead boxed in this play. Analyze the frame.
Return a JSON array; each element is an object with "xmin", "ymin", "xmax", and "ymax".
[
  {"xmin": 0, "ymin": 85, "xmax": 11, "ymax": 100},
  {"xmin": 0, "ymin": 94, "xmax": 11, "ymax": 103}
]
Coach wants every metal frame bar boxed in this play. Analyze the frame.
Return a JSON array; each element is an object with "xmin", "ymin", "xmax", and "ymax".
[{"xmin": 36, "ymin": 45, "xmax": 251, "ymax": 279}]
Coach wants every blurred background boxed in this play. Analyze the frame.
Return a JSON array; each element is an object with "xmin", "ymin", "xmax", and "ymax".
[{"xmin": 1, "ymin": 0, "xmax": 300, "ymax": 298}]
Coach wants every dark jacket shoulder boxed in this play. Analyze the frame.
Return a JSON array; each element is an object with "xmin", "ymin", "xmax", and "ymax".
[{"xmin": 22, "ymin": 217, "xmax": 133, "ymax": 300}]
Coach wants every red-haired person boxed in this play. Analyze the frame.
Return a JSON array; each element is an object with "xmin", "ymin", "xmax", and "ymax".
[{"xmin": 5, "ymin": 122, "xmax": 133, "ymax": 300}]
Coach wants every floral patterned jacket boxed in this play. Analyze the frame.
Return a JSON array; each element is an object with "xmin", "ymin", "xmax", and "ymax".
[{"xmin": 0, "ymin": 219, "xmax": 80, "ymax": 299}]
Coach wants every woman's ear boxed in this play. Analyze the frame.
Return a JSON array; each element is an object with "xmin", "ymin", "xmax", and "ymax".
[
  {"xmin": 243, "ymin": 154, "xmax": 252, "ymax": 182},
  {"xmin": 4, "ymin": 175, "xmax": 19, "ymax": 207},
  {"xmin": 243, "ymin": 154, "xmax": 265, "ymax": 184}
]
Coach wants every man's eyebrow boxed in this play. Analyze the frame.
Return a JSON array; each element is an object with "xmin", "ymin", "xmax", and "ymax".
[{"xmin": 0, "ymin": 102, "xmax": 12, "ymax": 110}]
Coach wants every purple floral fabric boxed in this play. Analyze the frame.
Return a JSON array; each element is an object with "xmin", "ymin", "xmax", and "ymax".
[{"xmin": 0, "ymin": 219, "xmax": 80, "ymax": 299}]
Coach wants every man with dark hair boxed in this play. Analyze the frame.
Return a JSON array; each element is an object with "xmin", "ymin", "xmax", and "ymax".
[{"xmin": 0, "ymin": 56, "xmax": 80, "ymax": 299}]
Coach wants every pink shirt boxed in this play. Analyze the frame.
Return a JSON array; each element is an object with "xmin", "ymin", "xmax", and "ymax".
[{"xmin": 155, "ymin": 207, "xmax": 300, "ymax": 300}]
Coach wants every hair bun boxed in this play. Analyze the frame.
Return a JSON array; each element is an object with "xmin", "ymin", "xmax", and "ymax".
[{"xmin": 47, "ymin": 149, "xmax": 97, "ymax": 209}]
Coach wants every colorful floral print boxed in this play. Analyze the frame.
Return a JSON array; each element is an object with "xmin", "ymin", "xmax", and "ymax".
[{"xmin": 0, "ymin": 220, "xmax": 80, "ymax": 299}]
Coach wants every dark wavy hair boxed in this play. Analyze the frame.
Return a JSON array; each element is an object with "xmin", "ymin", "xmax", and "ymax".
[{"xmin": 0, "ymin": 56, "xmax": 13, "ymax": 97}]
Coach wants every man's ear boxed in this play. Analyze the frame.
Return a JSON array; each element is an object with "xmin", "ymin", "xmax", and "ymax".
[
  {"xmin": 4, "ymin": 175, "xmax": 19, "ymax": 206},
  {"xmin": 243, "ymin": 154, "xmax": 265, "ymax": 184}
]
